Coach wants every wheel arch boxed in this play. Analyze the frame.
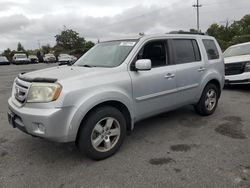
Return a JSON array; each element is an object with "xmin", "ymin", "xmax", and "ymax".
[
  {"xmin": 199, "ymin": 70, "xmax": 223, "ymax": 99},
  {"xmin": 75, "ymin": 100, "xmax": 132, "ymax": 144},
  {"xmin": 206, "ymin": 79, "xmax": 221, "ymax": 97}
]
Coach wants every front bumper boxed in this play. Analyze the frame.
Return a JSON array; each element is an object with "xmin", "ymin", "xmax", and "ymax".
[
  {"xmin": 8, "ymin": 98, "xmax": 75, "ymax": 142},
  {"xmin": 30, "ymin": 59, "xmax": 38, "ymax": 63},
  {"xmin": 13, "ymin": 61, "xmax": 30, "ymax": 64},
  {"xmin": 0, "ymin": 62, "xmax": 10, "ymax": 65},
  {"xmin": 225, "ymin": 72, "xmax": 250, "ymax": 85},
  {"xmin": 45, "ymin": 59, "xmax": 56, "ymax": 63}
]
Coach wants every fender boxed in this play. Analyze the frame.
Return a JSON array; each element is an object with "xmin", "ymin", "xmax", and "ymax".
[
  {"xmin": 198, "ymin": 68, "xmax": 224, "ymax": 99},
  {"xmin": 66, "ymin": 88, "xmax": 134, "ymax": 141}
]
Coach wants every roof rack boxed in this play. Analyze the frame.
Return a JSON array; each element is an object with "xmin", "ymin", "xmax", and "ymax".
[{"xmin": 168, "ymin": 31, "xmax": 206, "ymax": 35}]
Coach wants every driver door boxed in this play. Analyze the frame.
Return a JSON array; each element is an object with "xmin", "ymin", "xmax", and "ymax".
[{"xmin": 129, "ymin": 40, "xmax": 178, "ymax": 121}]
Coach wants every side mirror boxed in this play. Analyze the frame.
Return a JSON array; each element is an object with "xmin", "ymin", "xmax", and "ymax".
[{"xmin": 135, "ymin": 59, "xmax": 152, "ymax": 71}]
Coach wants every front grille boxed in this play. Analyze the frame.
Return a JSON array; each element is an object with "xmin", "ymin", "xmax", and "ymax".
[
  {"xmin": 225, "ymin": 62, "xmax": 246, "ymax": 76},
  {"xmin": 14, "ymin": 78, "xmax": 31, "ymax": 104}
]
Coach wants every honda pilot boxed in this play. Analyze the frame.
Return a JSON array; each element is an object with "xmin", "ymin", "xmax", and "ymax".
[{"xmin": 8, "ymin": 34, "xmax": 224, "ymax": 160}]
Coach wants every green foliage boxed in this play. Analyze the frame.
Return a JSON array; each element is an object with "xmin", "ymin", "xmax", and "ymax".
[
  {"xmin": 42, "ymin": 44, "xmax": 51, "ymax": 54},
  {"xmin": 207, "ymin": 14, "xmax": 250, "ymax": 51},
  {"xmin": 232, "ymin": 34, "xmax": 250, "ymax": 43},
  {"xmin": 84, "ymin": 41, "xmax": 95, "ymax": 51},
  {"xmin": 2, "ymin": 48, "xmax": 12, "ymax": 61},
  {"xmin": 53, "ymin": 45, "xmax": 68, "ymax": 58},
  {"xmin": 17, "ymin": 42, "xmax": 25, "ymax": 52},
  {"xmin": 36, "ymin": 50, "xmax": 43, "ymax": 62},
  {"xmin": 54, "ymin": 27, "xmax": 94, "ymax": 57},
  {"xmin": 55, "ymin": 27, "xmax": 85, "ymax": 51}
]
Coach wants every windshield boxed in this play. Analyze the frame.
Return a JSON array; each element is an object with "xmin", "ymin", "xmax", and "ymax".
[
  {"xmin": 15, "ymin": 54, "xmax": 27, "ymax": 58},
  {"xmin": 224, "ymin": 43, "xmax": 250, "ymax": 57},
  {"xmin": 0, "ymin": 56, "xmax": 8, "ymax": 61},
  {"xmin": 74, "ymin": 40, "xmax": 137, "ymax": 67}
]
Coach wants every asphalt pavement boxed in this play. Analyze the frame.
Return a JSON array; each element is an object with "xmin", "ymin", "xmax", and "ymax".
[{"xmin": 0, "ymin": 64, "xmax": 249, "ymax": 188}]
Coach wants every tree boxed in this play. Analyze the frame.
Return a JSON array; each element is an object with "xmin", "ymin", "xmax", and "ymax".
[
  {"xmin": 17, "ymin": 42, "xmax": 25, "ymax": 51},
  {"xmin": 54, "ymin": 27, "xmax": 95, "ymax": 57},
  {"xmin": 36, "ymin": 51, "xmax": 43, "ymax": 62},
  {"xmin": 53, "ymin": 45, "xmax": 67, "ymax": 57},
  {"xmin": 232, "ymin": 15, "xmax": 250, "ymax": 35},
  {"xmin": 42, "ymin": 44, "xmax": 51, "ymax": 54},
  {"xmin": 207, "ymin": 14, "xmax": 250, "ymax": 51},
  {"xmin": 84, "ymin": 41, "xmax": 95, "ymax": 51},
  {"xmin": 55, "ymin": 27, "xmax": 85, "ymax": 51},
  {"xmin": 207, "ymin": 24, "xmax": 230, "ymax": 50},
  {"xmin": 2, "ymin": 48, "xmax": 12, "ymax": 60}
]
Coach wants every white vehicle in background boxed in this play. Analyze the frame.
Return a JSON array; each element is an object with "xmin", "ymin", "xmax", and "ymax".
[
  {"xmin": 0, "ymin": 56, "xmax": 10, "ymax": 65},
  {"xmin": 43, "ymin": 53, "xmax": 56, "ymax": 63},
  {"xmin": 71, "ymin": 55, "xmax": 77, "ymax": 62},
  {"xmin": 28, "ymin": 55, "xmax": 39, "ymax": 63},
  {"xmin": 58, "ymin": 54, "xmax": 77, "ymax": 65},
  {"xmin": 224, "ymin": 42, "xmax": 250, "ymax": 85},
  {"xmin": 12, "ymin": 53, "xmax": 30, "ymax": 65}
]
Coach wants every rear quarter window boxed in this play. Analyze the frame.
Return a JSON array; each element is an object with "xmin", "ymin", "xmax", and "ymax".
[
  {"xmin": 172, "ymin": 39, "xmax": 201, "ymax": 64},
  {"xmin": 202, "ymin": 39, "xmax": 219, "ymax": 60}
]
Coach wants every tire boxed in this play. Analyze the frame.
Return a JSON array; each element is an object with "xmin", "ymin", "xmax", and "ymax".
[
  {"xmin": 77, "ymin": 106, "xmax": 126, "ymax": 160},
  {"xmin": 195, "ymin": 83, "xmax": 219, "ymax": 116}
]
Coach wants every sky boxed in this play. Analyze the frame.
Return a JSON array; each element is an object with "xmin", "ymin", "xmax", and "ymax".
[{"xmin": 0, "ymin": 0, "xmax": 250, "ymax": 52}]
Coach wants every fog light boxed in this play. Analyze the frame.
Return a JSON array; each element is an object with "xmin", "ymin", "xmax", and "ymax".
[{"xmin": 32, "ymin": 123, "xmax": 45, "ymax": 134}]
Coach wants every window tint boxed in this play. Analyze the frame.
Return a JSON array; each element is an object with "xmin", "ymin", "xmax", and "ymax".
[
  {"xmin": 172, "ymin": 39, "xmax": 201, "ymax": 64},
  {"xmin": 203, "ymin": 39, "xmax": 219, "ymax": 60},
  {"xmin": 137, "ymin": 41, "xmax": 167, "ymax": 67},
  {"xmin": 192, "ymin": 40, "xmax": 201, "ymax": 61},
  {"xmin": 75, "ymin": 40, "xmax": 137, "ymax": 67}
]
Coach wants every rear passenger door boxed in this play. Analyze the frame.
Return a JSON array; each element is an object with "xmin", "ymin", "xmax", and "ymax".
[{"xmin": 170, "ymin": 38, "xmax": 205, "ymax": 105}]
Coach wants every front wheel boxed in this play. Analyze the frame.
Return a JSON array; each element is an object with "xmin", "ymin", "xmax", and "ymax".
[
  {"xmin": 77, "ymin": 106, "xmax": 126, "ymax": 160},
  {"xmin": 195, "ymin": 83, "xmax": 219, "ymax": 116}
]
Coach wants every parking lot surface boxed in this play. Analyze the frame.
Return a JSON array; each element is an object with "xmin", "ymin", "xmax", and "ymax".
[{"xmin": 0, "ymin": 64, "xmax": 250, "ymax": 188}]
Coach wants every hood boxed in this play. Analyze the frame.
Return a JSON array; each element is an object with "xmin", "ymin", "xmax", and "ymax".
[
  {"xmin": 21, "ymin": 65, "xmax": 110, "ymax": 82},
  {"xmin": 224, "ymin": 54, "xmax": 250, "ymax": 64}
]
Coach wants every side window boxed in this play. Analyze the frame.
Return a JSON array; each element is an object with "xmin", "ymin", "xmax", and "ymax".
[
  {"xmin": 172, "ymin": 39, "xmax": 201, "ymax": 64},
  {"xmin": 202, "ymin": 39, "xmax": 219, "ymax": 60},
  {"xmin": 192, "ymin": 40, "xmax": 201, "ymax": 61},
  {"xmin": 137, "ymin": 41, "xmax": 167, "ymax": 67}
]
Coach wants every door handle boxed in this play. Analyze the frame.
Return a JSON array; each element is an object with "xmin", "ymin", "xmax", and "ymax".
[
  {"xmin": 198, "ymin": 67, "xmax": 206, "ymax": 72},
  {"xmin": 165, "ymin": 73, "xmax": 175, "ymax": 79}
]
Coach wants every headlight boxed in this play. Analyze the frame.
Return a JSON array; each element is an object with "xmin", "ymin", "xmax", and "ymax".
[
  {"xmin": 27, "ymin": 83, "xmax": 62, "ymax": 103},
  {"xmin": 245, "ymin": 62, "xmax": 250, "ymax": 72}
]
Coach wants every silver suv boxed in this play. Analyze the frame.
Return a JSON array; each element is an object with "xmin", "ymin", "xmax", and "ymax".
[{"xmin": 8, "ymin": 34, "xmax": 224, "ymax": 160}]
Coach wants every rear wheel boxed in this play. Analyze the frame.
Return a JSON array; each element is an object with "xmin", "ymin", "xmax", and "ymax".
[
  {"xmin": 195, "ymin": 83, "xmax": 219, "ymax": 116},
  {"xmin": 77, "ymin": 106, "xmax": 126, "ymax": 160}
]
